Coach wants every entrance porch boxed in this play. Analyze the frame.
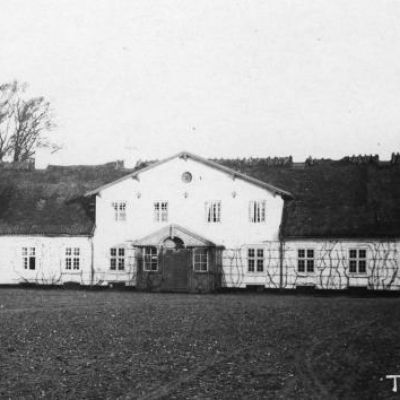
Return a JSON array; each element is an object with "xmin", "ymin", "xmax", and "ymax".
[{"xmin": 133, "ymin": 224, "xmax": 223, "ymax": 293}]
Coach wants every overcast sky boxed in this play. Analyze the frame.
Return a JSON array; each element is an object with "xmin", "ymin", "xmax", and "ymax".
[{"xmin": 1, "ymin": 0, "xmax": 400, "ymax": 167}]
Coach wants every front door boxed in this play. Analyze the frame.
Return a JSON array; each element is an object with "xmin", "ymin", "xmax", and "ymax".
[{"xmin": 163, "ymin": 248, "xmax": 190, "ymax": 291}]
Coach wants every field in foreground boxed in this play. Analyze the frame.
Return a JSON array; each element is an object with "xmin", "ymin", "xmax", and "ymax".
[{"xmin": 0, "ymin": 290, "xmax": 399, "ymax": 399}]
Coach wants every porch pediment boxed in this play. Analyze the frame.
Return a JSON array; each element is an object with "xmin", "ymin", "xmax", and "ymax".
[{"xmin": 133, "ymin": 224, "xmax": 215, "ymax": 247}]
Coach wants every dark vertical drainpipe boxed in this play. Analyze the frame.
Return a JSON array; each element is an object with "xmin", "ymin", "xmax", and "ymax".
[
  {"xmin": 279, "ymin": 239, "xmax": 284, "ymax": 289},
  {"xmin": 90, "ymin": 236, "xmax": 94, "ymax": 286},
  {"xmin": 278, "ymin": 196, "xmax": 289, "ymax": 290}
]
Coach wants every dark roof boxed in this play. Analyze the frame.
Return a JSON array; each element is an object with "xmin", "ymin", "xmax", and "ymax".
[
  {"xmin": 0, "ymin": 157, "xmax": 399, "ymax": 238},
  {"xmin": 0, "ymin": 164, "xmax": 133, "ymax": 235},
  {"xmin": 218, "ymin": 160, "xmax": 400, "ymax": 239}
]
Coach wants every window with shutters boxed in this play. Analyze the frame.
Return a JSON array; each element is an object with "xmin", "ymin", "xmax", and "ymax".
[
  {"xmin": 249, "ymin": 200, "xmax": 266, "ymax": 223},
  {"xmin": 205, "ymin": 201, "xmax": 221, "ymax": 223}
]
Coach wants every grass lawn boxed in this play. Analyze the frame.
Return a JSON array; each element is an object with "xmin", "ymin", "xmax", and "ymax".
[{"xmin": 0, "ymin": 290, "xmax": 399, "ymax": 399}]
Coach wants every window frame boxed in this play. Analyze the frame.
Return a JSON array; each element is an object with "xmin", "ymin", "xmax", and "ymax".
[
  {"xmin": 193, "ymin": 248, "xmax": 209, "ymax": 272},
  {"xmin": 297, "ymin": 248, "xmax": 315, "ymax": 274},
  {"xmin": 154, "ymin": 201, "xmax": 168, "ymax": 223},
  {"xmin": 249, "ymin": 200, "xmax": 267, "ymax": 223},
  {"xmin": 348, "ymin": 248, "xmax": 367, "ymax": 275},
  {"xmin": 143, "ymin": 247, "xmax": 158, "ymax": 271},
  {"xmin": 112, "ymin": 201, "xmax": 127, "ymax": 222},
  {"xmin": 205, "ymin": 201, "xmax": 221, "ymax": 223},
  {"xmin": 65, "ymin": 247, "xmax": 81, "ymax": 271},
  {"xmin": 247, "ymin": 248, "xmax": 264, "ymax": 273},
  {"xmin": 22, "ymin": 247, "xmax": 36, "ymax": 270},
  {"xmin": 110, "ymin": 247, "xmax": 125, "ymax": 271}
]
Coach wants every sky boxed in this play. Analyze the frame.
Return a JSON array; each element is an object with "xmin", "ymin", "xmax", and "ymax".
[{"xmin": 1, "ymin": 0, "xmax": 400, "ymax": 167}]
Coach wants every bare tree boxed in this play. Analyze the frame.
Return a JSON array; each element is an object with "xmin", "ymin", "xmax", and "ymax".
[{"xmin": 0, "ymin": 80, "xmax": 58, "ymax": 162}]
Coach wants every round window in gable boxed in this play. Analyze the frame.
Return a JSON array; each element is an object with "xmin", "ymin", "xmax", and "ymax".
[{"xmin": 182, "ymin": 171, "xmax": 192, "ymax": 183}]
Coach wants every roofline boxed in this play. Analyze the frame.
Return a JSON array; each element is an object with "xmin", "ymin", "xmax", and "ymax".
[
  {"xmin": 84, "ymin": 151, "xmax": 293, "ymax": 198},
  {"xmin": 283, "ymin": 236, "xmax": 400, "ymax": 241},
  {"xmin": 0, "ymin": 233, "xmax": 92, "ymax": 237},
  {"xmin": 133, "ymin": 223, "xmax": 216, "ymax": 247}
]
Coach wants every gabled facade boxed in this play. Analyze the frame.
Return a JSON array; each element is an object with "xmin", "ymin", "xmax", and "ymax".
[
  {"xmin": 0, "ymin": 151, "xmax": 399, "ymax": 292},
  {"xmin": 90, "ymin": 152, "xmax": 289, "ymax": 291}
]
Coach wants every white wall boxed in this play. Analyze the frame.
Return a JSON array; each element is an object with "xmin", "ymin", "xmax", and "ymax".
[
  {"xmin": 221, "ymin": 239, "xmax": 400, "ymax": 290},
  {"xmin": 283, "ymin": 240, "xmax": 400, "ymax": 290},
  {"xmin": 92, "ymin": 157, "xmax": 284, "ymax": 276},
  {"xmin": 0, "ymin": 236, "xmax": 92, "ymax": 285}
]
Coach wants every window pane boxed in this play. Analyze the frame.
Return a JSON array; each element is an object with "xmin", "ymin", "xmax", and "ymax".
[
  {"xmin": 307, "ymin": 249, "xmax": 314, "ymax": 258},
  {"xmin": 349, "ymin": 249, "xmax": 357, "ymax": 259},
  {"xmin": 298, "ymin": 259, "xmax": 305, "ymax": 272},
  {"xmin": 110, "ymin": 248, "xmax": 116, "ymax": 256},
  {"xmin": 257, "ymin": 259, "xmax": 263, "ymax": 272},
  {"xmin": 207, "ymin": 201, "xmax": 221, "ymax": 222},
  {"xmin": 248, "ymin": 259, "xmax": 255, "ymax": 272},
  {"xmin": 349, "ymin": 260, "xmax": 357, "ymax": 273},
  {"xmin": 118, "ymin": 248, "xmax": 125, "ymax": 256},
  {"xmin": 29, "ymin": 257, "xmax": 36, "ymax": 270},
  {"xmin": 261, "ymin": 201, "xmax": 266, "ymax": 222},
  {"xmin": 307, "ymin": 260, "xmax": 314, "ymax": 272},
  {"xmin": 257, "ymin": 249, "xmax": 264, "ymax": 258},
  {"xmin": 359, "ymin": 250, "xmax": 366, "ymax": 259},
  {"xmin": 110, "ymin": 259, "xmax": 116, "ymax": 270},
  {"xmin": 66, "ymin": 247, "xmax": 72, "ymax": 256},
  {"xmin": 298, "ymin": 249, "xmax": 305, "ymax": 258},
  {"xmin": 359, "ymin": 260, "xmax": 366, "ymax": 273},
  {"xmin": 248, "ymin": 248, "xmax": 255, "ymax": 258},
  {"xmin": 118, "ymin": 258, "xmax": 125, "ymax": 270}
]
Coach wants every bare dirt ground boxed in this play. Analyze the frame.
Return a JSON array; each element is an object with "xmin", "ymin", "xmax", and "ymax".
[{"xmin": 0, "ymin": 289, "xmax": 399, "ymax": 399}]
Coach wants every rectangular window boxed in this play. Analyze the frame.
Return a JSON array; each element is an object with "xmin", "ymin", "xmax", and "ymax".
[
  {"xmin": 248, "ymin": 248, "xmax": 264, "ymax": 272},
  {"xmin": 193, "ymin": 249, "xmax": 208, "ymax": 272},
  {"xmin": 298, "ymin": 249, "xmax": 314, "ymax": 273},
  {"xmin": 349, "ymin": 249, "xmax": 367, "ymax": 274},
  {"xmin": 154, "ymin": 202, "xmax": 168, "ymax": 222},
  {"xmin": 144, "ymin": 247, "xmax": 158, "ymax": 271},
  {"xmin": 110, "ymin": 248, "xmax": 125, "ymax": 270},
  {"xmin": 112, "ymin": 202, "xmax": 127, "ymax": 221},
  {"xmin": 65, "ymin": 247, "xmax": 80, "ymax": 270},
  {"xmin": 22, "ymin": 247, "xmax": 36, "ymax": 270},
  {"xmin": 205, "ymin": 201, "xmax": 221, "ymax": 223},
  {"xmin": 249, "ymin": 200, "xmax": 266, "ymax": 223}
]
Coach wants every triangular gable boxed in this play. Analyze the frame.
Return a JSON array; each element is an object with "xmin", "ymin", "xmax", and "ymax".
[
  {"xmin": 85, "ymin": 151, "xmax": 293, "ymax": 198},
  {"xmin": 133, "ymin": 224, "xmax": 216, "ymax": 247}
]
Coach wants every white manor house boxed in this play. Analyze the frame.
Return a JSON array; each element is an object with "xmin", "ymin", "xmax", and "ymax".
[{"xmin": 0, "ymin": 151, "xmax": 399, "ymax": 292}]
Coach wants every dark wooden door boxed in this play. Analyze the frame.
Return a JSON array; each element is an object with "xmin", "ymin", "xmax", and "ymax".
[{"xmin": 163, "ymin": 249, "xmax": 190, "ymax": 291}]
